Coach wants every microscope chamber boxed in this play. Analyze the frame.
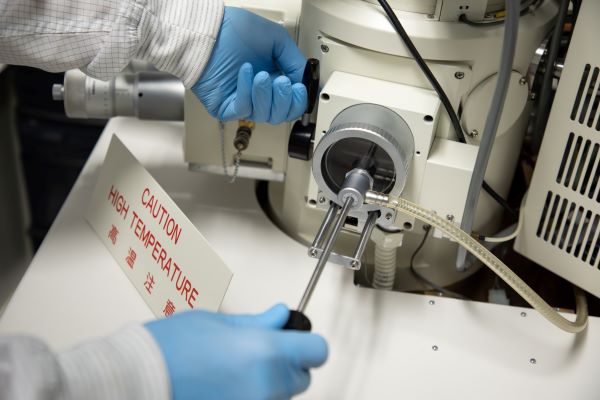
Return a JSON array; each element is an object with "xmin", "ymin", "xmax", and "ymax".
[{"xmin": 312, "ymin": 103, "xmax": 414, "ymax": 211}]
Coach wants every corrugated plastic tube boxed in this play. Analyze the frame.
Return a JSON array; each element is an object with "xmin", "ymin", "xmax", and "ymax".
[
  {"xmin": 365, "ymin": 191, "xmax": 588, "ymax": 334},
  {"xmin": 373, "ymin": 245, "xmax": 396, "ymax": 290}
]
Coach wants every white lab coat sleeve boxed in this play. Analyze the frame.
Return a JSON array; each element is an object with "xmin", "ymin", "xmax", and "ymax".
[
  {"xmin": 0, "ymin": 0, "xmax": 224, "ymax": 88},
  {"xmin": 0, "ymin": 326, "xmax": 171, "ymax": 400}
]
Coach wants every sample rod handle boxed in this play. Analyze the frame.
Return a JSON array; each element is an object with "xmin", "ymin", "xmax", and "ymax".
[
  {"xmin": 352, "ymin": 211, "xmax": 379, "ymax": 260},
  {"xmin": 298, "ymin": 197, "xmax": 354, "ymax": 313},
  {"xmin": 282, "ymin": 310, "xmax": 312, "ymax": 331},
  {"xmin": 310, "ymin": 203, "xmax": 339, "ymax": 250}
]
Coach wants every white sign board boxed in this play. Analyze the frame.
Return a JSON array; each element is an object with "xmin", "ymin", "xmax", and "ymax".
[{"xmin": 86, "ymin": 135, "xmax": 232, "ymax": 317}]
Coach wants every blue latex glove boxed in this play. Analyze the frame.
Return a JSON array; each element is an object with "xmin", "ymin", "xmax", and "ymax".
[
  {"xmin": 145, "ymin": 304, "xmax": 328, "ymax": 400},
  {"xmin": 192, "ymin": 7, "xmax": 308, "ymax": 124}
]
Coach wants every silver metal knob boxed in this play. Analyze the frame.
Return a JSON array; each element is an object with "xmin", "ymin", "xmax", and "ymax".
[{"xmin": 51, "ymin": 84, "xmax": 64, "ymax": 101}]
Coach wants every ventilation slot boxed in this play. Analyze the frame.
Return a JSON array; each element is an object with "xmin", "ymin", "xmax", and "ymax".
[
  {"xmin": 571, "ymin": 64, "xmax": 591, "ymax": 121},
  {"xmin": 581, "ymin": 143, "xmax": 599, "ymax": 195},
  {"xmin": 579, "ymin": 68, "xmax": 598, "ymax": 125},
  {"xmin": 559, "ymin": 134, "xmax": 583, "ymax": 187},
  {"xmin": 572, "ymin": 141, "xmax": 591, "ymax": 190},
  {"xmin": 557, "ymin": 133, "xmax": 574, "ymax": 183},
  {"xmin": 555, "ymin": 133, "xmax": 600, "ymax": 198},
  {"xmin": 536, "ymin": 191, "xmax": 553, "ymax": 237},
  {"xmin": 536, "ymin": 191, "xmax": 600, "ymax": 268},
  {"xmin": 571, "ymin": 64, "xmax": 600, "ymax": 128}
]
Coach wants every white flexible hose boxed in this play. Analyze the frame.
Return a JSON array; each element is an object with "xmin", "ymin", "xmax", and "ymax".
[
  {"xmin": 366, "ymin": 193, "xmax": 588, "ymax": 334},
  {"xmin": 483, "ymin": 223, "xmax": 520, "ymax": 243},
  {"xmin": 373, "ymin": 245, "xmax": 396, "ymax": 290},
  {"xmin": 483, "ymin": 192, "xmax": 526, "ymax": 243}
]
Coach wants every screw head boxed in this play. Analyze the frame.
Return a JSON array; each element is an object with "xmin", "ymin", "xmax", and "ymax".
[
  {"xmin": 529, "ymin": 358, "xmax": 537, "ymax": 364},
  {"xmin": 432, "ymin": 345, "xmax": 439, "ymax": 351},
  {"xmin": 318, "ymin": 196, "xmax": 326, "ymax": 203},
  {"xmin": 467, "ymin": 129, "xmax": 479, "ymax": 138},
  {"xmin": 455, "ymin": 71, "xmax": 465, "ymax": 80},
  {"xmin": 320, "ymin": 44, "xmax": 329, "ymax": 53},
  {"xmin": 429, "ymin": 300, "xmax": 435, "ymax": 305},
  {"xmin": 309, "ymin": 249, "xmax": 318, "ymax": 257},
  {"xmin": 519, "ymin": 77, "xmax": 527, "ymax": 85},
  {"xmin": 521, "ymin": 312, "xmax": 527, "ymax": 317},
  {"xmin": 385, "ymin": 213, "xmax": 393, "ymax": 220},
  {"xmin": 351, "ymin": 260, "xmax": 360, "ymax": 268},
  {"xmin": 446, "ymin": 214, "xmax": 455, "ymax": 222}
]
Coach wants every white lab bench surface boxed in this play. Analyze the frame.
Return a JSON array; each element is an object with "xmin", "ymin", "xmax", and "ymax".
[{"xmin": 1, "ymin": 118, "xmax": 598, "ymax": 399}]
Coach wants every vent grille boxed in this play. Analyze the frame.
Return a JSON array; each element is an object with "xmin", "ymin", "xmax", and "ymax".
[
  {"xmin": 556, "ymin": 132, "xmax": 600, "ymax": 199},
  {"xmin": 536, "ymin": 191, "xmax": 600, "ymax": 267},
  {"xmin": 571, "ymin": 64, "xmax": 600, "ymax": 129}
]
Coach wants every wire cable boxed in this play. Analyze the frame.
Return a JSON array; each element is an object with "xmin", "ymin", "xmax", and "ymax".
[
  {"xmin": 376, "ymin": 0, "xmax": 466, "ymax": 143},
  {"xmin": 572, "ymin": 0, "xmax": 581, "ymax": 17},
  {"xmin": 409, "ymin": 225, "xmax": 469, "ymax": 300},
  {"xmin": 375, "ymin": 0, "xmax": 516, "ymax": 219},
  {"xmin": 478, "ymin": 192, "xmax": 526, "ymax": 243},
  {"xmin": 482, "ymin": 181, "xmax": 518, "ymax": 218}
]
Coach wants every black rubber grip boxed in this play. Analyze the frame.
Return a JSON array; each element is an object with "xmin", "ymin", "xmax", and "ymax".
[{"xmin": 283, "ymin": 310, "xmax": 312, "ymax": 331}]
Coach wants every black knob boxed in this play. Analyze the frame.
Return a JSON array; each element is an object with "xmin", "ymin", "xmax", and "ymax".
[
  {"xmin": 283, "ymin": 310, "xmax": 312, "ymax": 331},
  {"xmin": 288, "ymin": 121, "xmax": 315, "ymax": 161},
  {"xmin": 288, "ymin": 59, "xmax": 320, "ymax": 161},
  {"xmin": 303, "ymin": 59, "xmax": 320, "ymax": 114}
]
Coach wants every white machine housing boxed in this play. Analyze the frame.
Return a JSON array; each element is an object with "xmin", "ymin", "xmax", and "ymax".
[
  {"xmin": 184, "ymin": 0, "xmax": 556, "ymax": 288},
  {"xmin": 515, "ymin": 0, "xmax": 600, "ymax": 298},
  {"xmin": 309, "ymin": 71, "xmax": 458, "ymax": 231}
]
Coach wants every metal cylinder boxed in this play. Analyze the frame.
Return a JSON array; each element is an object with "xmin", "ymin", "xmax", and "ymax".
[
  {"xmin": 135, "ymin": 72, "xmax": 185, "ymax": 120},
  {"xmin": 338, "ymin": 168, "xmax": 373, "ymax": 208},
  {"xmin": 56, "ymin": 69, "xmax": 184, "ymax": 120}
]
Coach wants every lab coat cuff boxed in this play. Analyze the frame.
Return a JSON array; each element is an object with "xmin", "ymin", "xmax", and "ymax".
[
  {"xmin": 135, "ymin": 0, "xmax": 225, "ymax": 88},
  {"xmin": 57, "ymin": 325, "xmax": 170, "ymax": 400}
]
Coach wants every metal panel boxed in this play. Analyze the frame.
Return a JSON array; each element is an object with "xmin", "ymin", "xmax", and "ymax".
[{"xmin": 515, "ymin": 0, "xmax": 600, "ymax": 297}]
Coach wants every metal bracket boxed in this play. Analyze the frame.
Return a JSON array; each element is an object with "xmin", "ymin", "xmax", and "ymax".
[
  {"xmin": 316, "ymin": 191, "xmax": 398, "ymax": 229},
  {"xmin": 308, "ymin": 247, "xmax": 362, "ymax": 270},
  {"xmin": 308, "ymin": 211, "xmax": 379, "ymax": 271}
]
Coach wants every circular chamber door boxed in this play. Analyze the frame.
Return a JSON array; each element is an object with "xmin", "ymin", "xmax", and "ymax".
[{"xmin": 312, "ymin": 103, "xmax": 414, "ymax": 207}]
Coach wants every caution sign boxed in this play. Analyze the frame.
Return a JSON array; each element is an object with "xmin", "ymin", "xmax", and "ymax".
[{"xmin": 87, "ymin": 135, "xmax": 232, "ymax": 317}]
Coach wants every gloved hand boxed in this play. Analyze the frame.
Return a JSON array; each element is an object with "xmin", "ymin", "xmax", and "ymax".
[
  {"xmin": 145, "ymin": 304, "xmax": 328, "ymax": 400},
  {"xmin": 192, "ymin": 7, "xmax": 308, "ymax": 124}
]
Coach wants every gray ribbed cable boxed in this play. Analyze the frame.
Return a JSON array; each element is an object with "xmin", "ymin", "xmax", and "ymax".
[{"xmin": 456, "ymin": 0, "xmax": 520, "ymax": 271}]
